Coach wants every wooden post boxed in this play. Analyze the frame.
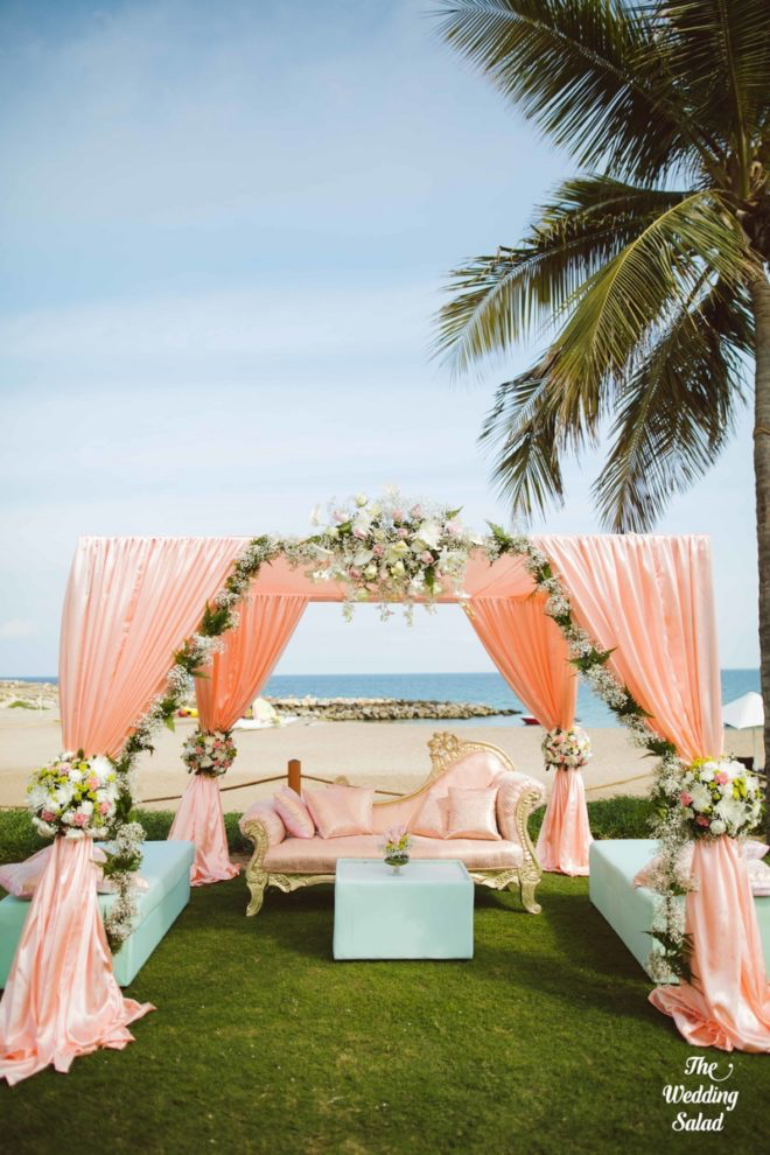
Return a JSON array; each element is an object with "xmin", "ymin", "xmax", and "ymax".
[{"xmin": 287, "ymin": 758, "xmax": 301, "ymax": 795}]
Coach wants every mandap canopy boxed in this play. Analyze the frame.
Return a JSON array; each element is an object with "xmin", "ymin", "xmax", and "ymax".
[{"xmin": 1, "ymin": 526, "xmax": 769, "ymax": 1083}]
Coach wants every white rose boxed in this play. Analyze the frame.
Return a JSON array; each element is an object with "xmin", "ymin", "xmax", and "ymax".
[
  {"xmin": 391, "ymin": 561, "xmax": 406, "ymax": 577},
  {"xmin": 368, "ymin": 503, "xmax": 381, "ymax": 518},
  {"xmin": 689, "ymin": 783, "xmax": 711, "ymax": 811},
  {"xmin": 416, "ymin": 521, "xmax": 442, "ymax": 549},
  {"xmin": 89, "ymin": 756, "xmax": 113, "ymax": 779},
  {"xmin": 391, "ymin": 540, "xmax": 409, "ymax": 558},
  {"xmin": 355, "ymin": 493, "xmax": 368, "ymax": 507},
  {"xmin": 709, "ymin": 819, "xmax": 727, "ymax": 835},
  {"xmin": 364, "ymin": 564, "xmax": 378, "ymax": 579}
]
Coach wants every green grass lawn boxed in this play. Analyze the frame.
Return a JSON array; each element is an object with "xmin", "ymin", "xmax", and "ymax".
[
  {"xmin": 1, "ymin": 800, "xmax": 763, "ymax": 1152},
  {"xmin": 2, "ymin": 858, "xmax": 764, "ymax": 1152}
]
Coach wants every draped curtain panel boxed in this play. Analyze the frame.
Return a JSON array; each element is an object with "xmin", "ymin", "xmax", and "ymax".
[
  {"xmin": 1, "ymin": 536, "xmax": 247, "ymax": 1083},
  {"xmin": 60, "ymin": 536, "xmax": 247, "ymax": 756},
  {"xmin": 169, "ymin": 593, "xmax": 309, "ymax": 885},
  {"xmin": 539, "ymin": 534, "xmax": 770, "ymax": 1052},
  {"xmin": 469, "ymin": 595, "xmax": 591, "ymax": 876}
]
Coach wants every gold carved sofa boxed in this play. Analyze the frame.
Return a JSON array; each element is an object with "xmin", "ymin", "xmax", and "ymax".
[{"xmin": 240, "ymin": 732, "xmax": 546, "ymax": 918}]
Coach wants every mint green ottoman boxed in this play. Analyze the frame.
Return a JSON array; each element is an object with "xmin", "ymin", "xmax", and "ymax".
[
  {"xmin": 589, "ymin": 839, "xmax": 770, "ymax": 982},
  {"xmin": 0, "ymin": 840, "xmax": 195, "ymax": 988},
  {"xmin": 333, "ymin": 858, "xmax": 474, "ymax": 960}
]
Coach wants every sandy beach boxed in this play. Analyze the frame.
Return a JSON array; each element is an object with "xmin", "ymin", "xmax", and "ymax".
[{"xmin": 0, "ymin": 705, "xmax": 762, "ymax": 812}]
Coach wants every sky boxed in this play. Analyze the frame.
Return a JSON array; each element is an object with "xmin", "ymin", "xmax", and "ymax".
[{"xmin": 0, "ymin": 0, "xmax": 759, "ymax": 677}]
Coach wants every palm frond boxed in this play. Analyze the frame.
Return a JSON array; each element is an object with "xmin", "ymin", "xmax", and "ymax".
[
  {"xmin": 547, "ymin": 190, "xmax": 751, "ymax": 420},
  {"xmin": 435, "ymin": 0, "xmax": 723, "ymax": 183},
  {"xmin": 436, "ymin": 175, "xmax": 687, "ymax": 372},
  {"xmin": 649, "ymin": 1, "xmax": 770, "ymax": 161},
  {"xmin": 480, "ymin": 359, "xmax": 568, "ymax": 519}
]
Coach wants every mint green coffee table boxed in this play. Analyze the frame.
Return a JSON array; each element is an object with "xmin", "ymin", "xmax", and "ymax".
[{"xmin": 333, "ymin": 858, "xmax": 474, "ymax": 960}]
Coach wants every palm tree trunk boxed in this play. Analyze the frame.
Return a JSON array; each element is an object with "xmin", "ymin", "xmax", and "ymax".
[{"xmin": 751, "ymin": 272, "xmax": 770, "ymax": 840}]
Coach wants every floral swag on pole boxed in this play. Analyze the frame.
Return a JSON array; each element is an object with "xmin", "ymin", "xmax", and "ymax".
[
  {"xmin": 182, "ymin": 730, "xmax": 238, "ymax": 777},
  {"xmin": 31, "ymin": 492, "xmax": 763, "ymax": 977}
]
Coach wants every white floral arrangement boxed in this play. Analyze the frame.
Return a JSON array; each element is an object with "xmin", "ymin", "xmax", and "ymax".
[
  {"xmin": 182, "ymin": 729, "xmax": 237, "ymax": 777},
  {"xmin": 27, "ymin": 752, "xmax": 119, "ymax": 840},
  {"xmin": 542, "ymin": 725, "xmax": 592, "ymax": 769},
  {"xmin": 303, "ymin": 489, "xmax": 480, "ymax": 621},
  {"xmin": 665, "ymin": 756, "xmax": 763, "ymax": 839}
]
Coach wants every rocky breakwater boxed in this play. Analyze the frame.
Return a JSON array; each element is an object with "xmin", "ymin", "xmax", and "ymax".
[
  {"xmin": 0, "ymin": 680, "xmax": 59, "ymax": 711},
  {"xmin": 265, "ymin": 696, "xmax": 519, "ymax": 722}
]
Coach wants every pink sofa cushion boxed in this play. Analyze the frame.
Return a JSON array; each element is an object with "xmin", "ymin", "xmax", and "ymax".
[
  {"xmin": 264, "ymin": 833, "xmax": 524, "ymax": 873},
  {"xmin": 410, "ymin": 790, "xmax": 450, "ymax": 838},
  {"xmin": 447, "ymin": 787, "xmax": 500, "ymax": 840},
  {"xmin": 304, "ymin": 785, "xmax": 375, "ymax": 839},
  {"xmin": 272, "ymin": 788, "xmax": 315, "ymax": 839},
  {"xmin": 239, "ymin": 799, "xmax": 287, "ymax": 846}
]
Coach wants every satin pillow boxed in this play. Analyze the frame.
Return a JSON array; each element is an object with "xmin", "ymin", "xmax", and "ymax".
[
  {"xmin": 304, "ymin": 785, "xmax": 374, "ymax": 839},
  {"xmin": 410, "ymin": 790, "xmax": 449, "ymax": 838},
  {"xmin": 446, "ymin": 786, "xmax": 501, "ymax": 841},
  {"xmin": 273, "ymin": 787, "xmax": 316, "ymax": 839}
]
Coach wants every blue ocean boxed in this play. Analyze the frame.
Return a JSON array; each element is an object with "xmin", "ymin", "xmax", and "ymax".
[{"xmin": 8, "ymin": 669, "xmax": 760, "ymax": 727}]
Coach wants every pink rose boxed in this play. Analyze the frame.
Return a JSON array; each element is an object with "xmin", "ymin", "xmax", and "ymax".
[
  {"xmin": 353, "ymin": 528, "xmax": 366, "ymax": 540},
  {"xmin": 333, "ymin": 508, "xmax": 346, "ymax": 523},
  {"xmin": 397, "ymin": 527, "xmax": 409, "ymax": 539},
  {"xmin": 99, "ymin": 801, "xmax": 111, "ymax": 815},
  {"xmin": 714, "ymin": 771, "xmax": 729, "ymax": 786},
  {"xmin": 87, "ymin": 776, "xmax": 100, "ymax": 791},
  {"xmin": 410, "ymin": 504, "xmax": 423, "ymax": 519},
  {"xmin": 41, "ymin": 809, "xmax": 56, "ymax": 823},
  {"xmin": 392, "ymin": 509, "xmax": 404, "ymax": 523},
  {"xmin": 446, "ymin": 518, "xmax": 462, "ymax": 536},
  {"xmin": 73, "ymin": 812, "xmax": 89, "ymax": 826},
  {"xmin": 349, "ymin": 567, "xmax": 361, "ymax": 579},
  {"xmin": 680, "ymin": 792, "xmax": 692, "ymax": 806},
  {"xmin": 695, "ymin": 815, "xmax": 710, "ymax": 827},
  {"xmin": 420, "ymin": 551, "xmax": 433, "ymax": 565},
  {"xmin": 373, "ymin": 544, "xmax": 384, "ymax": 557}
]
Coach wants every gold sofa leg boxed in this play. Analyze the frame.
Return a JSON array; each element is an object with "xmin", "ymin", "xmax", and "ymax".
[
  {"xmin": 244, "ymin": 820, "xmax": 269, "ymax": 917},
  {"xmin": 517, "ymin": 871, "xmax": 542, "ymax": 915}
]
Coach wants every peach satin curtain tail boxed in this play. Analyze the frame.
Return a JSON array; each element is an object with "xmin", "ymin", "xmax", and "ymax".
[
  {"xmin": 168, "ymin": 775, "xmax": 238, "ymax": 885},
  {"xmin": 0, "ymin": 838, "xmax": 154, "ymax": 1085},
  {"xmin": 469, "ymin": 595, "xmax": 591, "ymax": 874},
  {"xmin": 649, "ymin": 839, "xmax": 770, "ymax": 1052},
  {"xmin": 170, "ymin": 594, "xmax": 309, "ymax": 883}
]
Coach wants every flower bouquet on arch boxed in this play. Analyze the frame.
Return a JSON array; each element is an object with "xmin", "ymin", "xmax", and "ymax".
[
  {"xmin": 542, "ymin": 726, "xmax": 592, "ymax": 770},
  {"xmin": 182, "ymin": 729, "xmax": 237, "ymax": 777}
]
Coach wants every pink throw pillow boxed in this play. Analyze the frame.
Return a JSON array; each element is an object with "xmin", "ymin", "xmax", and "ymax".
[
  {"xmin": 446, "ymin": 787, "xmax": 500, "ymax": 841},
  {"xmin": 273, "ymin": 787, "xmax": 316, "ymax": 839},
  {"xmin": 304, "ymin": 785, "xmax": 374, "ymax": 839},
  {"xmin": 410, "ymin": 791, "xmax": 449, "ymax": 839}
]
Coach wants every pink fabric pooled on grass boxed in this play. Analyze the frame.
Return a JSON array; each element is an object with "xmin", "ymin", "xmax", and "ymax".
[
  {"xmin": 536, "ymin": 769, "xmax": 592, "ymax": 877},
  {"xmin": 168, "ymin": 774, "xmax": 240, "ymax": 886},
  {"xmin": 0, "ymin": 838, "xmax": 154, "ymax": 1085},
  {"xmin": 650, "ymin": 838, "xmax": 770, "ymax": 1052},
  {"xmin": 446, "ymin": 787, "xmax": 500, "ymax": 841},
  {"xmin": 304, "ymin": 786, "xmax": 374, "ymax": 839},
  {"xmin": 273, "ymin": 787, "xmax": 316, "ymax": 839}
]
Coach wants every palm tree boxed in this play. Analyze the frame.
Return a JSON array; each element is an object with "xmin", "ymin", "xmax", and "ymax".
[{"xmin": 435, "ymin": 0, "xmax": 770, "ymax": 818}]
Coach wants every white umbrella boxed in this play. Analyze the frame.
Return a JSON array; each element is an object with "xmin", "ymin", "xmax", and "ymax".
[{"xmin": 723, "ymin": 691, "xmax": 764, "ymax": 764}]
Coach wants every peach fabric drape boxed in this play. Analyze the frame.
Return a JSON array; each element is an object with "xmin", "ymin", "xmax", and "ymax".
[
  {"xmin": 169, "ymin": 594, "xmax": 308, "ymax": 884},
  {"xmin": 649, "ymin": 839, "xmax": 770, "ymax": 1051},
  {"xmin": 469, "ymin": 595, "xmax": 591, "ymax": 875},
  {"xmin": 537, "ymin": 535, "xmax": 722, "ymax": 759},
  {"xmin": 0, "ymin": 839, "xmax": 153, "ymax": 1085},
  {"xmin": 60, "ymin": 536, "xmax": 247, "ymax": 755},
  {"xmin": 539, "ymin": 534, "xmax": 769, "ymax": 1051},
  {"xmin": 1, "ymin": 536, "xmax": 247, "ymax": 1083}
]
